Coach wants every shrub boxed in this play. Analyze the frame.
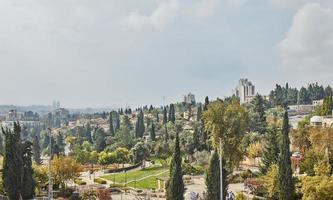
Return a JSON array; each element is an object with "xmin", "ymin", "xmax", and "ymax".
[
  {"xmin": 94, "ymin": 178, "xmax": 107, "ymax": 184},
  {"xmin": 74, "ymin": 179, "xmax": 87, "ymax": 185},
  {"xmin": 235, "ymin": 193, "xmax": 246, "ymax": 200}
]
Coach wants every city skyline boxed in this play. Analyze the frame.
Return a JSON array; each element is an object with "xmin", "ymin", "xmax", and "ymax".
[{"xmin": 0, "ymin": 0, "xmax": 332, "ymax": 108}]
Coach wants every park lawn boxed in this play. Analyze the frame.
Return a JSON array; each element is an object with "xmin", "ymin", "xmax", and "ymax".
[
  {"xmin": 127, "ymin": 171, "xmax": 169, "ymax": 189},
  {"xmin": 101, "ymin": 165, "xmax": 168, "ymax": 184}
]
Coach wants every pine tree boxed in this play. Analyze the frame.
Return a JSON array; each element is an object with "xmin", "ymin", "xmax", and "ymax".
[
  {"xmin": 166, "ymin": 132, "xmax": 184, "ymax": 200},
  {"xmin": 278, "ymin": 111, "xmax": 295, "ymax": 200},
  {"xmin": 109, "ymin": 112, "xmax": 115, "ymax": 137},
  {"xmin": 260, "ymin": 124, "xmax": 280, "ymax": 174},
  {"xmin": 163, "ymin": 107, "xmax": 168, "ymax": 124},
  {"xmin": 252, "ymin": 94, "xmax": 267, "ymax": 134},
  {"xmin": 206, "ymin": 150, "xmax": 228, "ymax": 200},
  {"xmin": 33, "ymin": 136, "xmax": 42, "ymax": 165},
  {"xmin": 2, "ymin": 122, "xmax": 23, "ymax": 200},
  {"xmin": 21, "ymin": 141, "xmax": 35, "ymax": 199},
  {"xmin": 150, "ymin": 122, "xmax": 156, "ymax": 141}
]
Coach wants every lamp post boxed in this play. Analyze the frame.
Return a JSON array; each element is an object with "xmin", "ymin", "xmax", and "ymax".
[{"xmin": 48, "ymin": 128, "xmax": 53, "ymax": 200}]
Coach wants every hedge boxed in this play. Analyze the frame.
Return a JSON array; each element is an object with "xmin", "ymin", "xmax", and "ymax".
[{"xmin": 94, "ymin": 178, "xmax": 107, "ymax": 184}]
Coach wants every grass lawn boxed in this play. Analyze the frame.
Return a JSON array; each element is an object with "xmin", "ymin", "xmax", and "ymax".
[
  {"xmin": 101, "ymin": 165, "xmax": 168, "ymax": 185},
  {"xmin": 127, "ymin": 171, "xmax": 169, "ymax": 189}
]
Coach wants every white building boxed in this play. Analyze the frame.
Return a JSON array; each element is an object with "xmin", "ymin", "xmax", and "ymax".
[
  {"xmin": 233, "ymin": 79, "xmax": 255, "ymax": 103},
  {"xmin": 183, "ymin": 93, "xmax": 196, "ymax": 105}
]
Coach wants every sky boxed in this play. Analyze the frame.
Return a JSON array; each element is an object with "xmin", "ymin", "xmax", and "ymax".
[{"xmin": 0, "ymin": 0, "xmax": 332, "ymax": 108}]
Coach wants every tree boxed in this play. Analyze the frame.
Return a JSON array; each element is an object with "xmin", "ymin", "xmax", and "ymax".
[
  {"xmin": 96, "ymin": 189, "xmax": 112, "ymax": 200},
  {"xmin": 2, "ymin": 123, "xmax": 23, "ymax": 200},
  {"xmin": 130, "ymin": 142, "xmax": 149, "ymax": 164},
  {"xmin": 205, "ymin": 150, "xmax": 227, "ymax": 200},
  {"xmin": 263, "ymin": 164, "xmax": 279, "ymax": 200},
  {"xmin": 21, "ymin": 141, "xmax": 35, "ymax": 199},
  {"xmin": 135, "ymin": 110, "xmax": 145, "ymax": 138},
  {"xmin": 197, "ymin": 104, "xmax": 202, "ymax": 122},
  {"xmin": 116, "ymin": 115, "xmax": 134, "ymax": 149},
  {"xmin": 109, "ymin": 112, "xmax": 115, "ymax": 137},
  {"xmin": 95, "ymin": 129, "xmax": 107, "ymax": 152},
  {"xmin": 51, "ymin": 156, "xmax": 82, "ymax": 189},
  {"xmin": 150, "ymin": 122, "xmax": 156, "ymax": 141},
  {"xmin": 260, "ymin": 124, "xmax": 280, "ymax": 174},
  {"xmin": 202, "ymin": 99, "xmax": 249, "ymax": 171},
  {"xmin": 166, "ymin": 132, "xmax": 184, "ymax": 200},
  {"xmin": 250, "ymin": 94, "xmax": 267, "ymax": 134},
  {"xmin": 33, "ymin": 136, "xmax": 42, "ymax": 165},
  {"xmin": 300, "ymin": 176, "xmax": 333, "ymax": 200},
  {"xmin": 169, "ymin": 104, "xmax": 176, "ymax": 123},
  {"xmin": 163, "ymin": 107, "xmax": 168, "ymax": 124},
  {"xmin": 278, "ymin": 111, "xmax": 295, "ymax": 200}
]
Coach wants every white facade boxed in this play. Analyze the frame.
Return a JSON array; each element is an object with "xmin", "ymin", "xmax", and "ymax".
[
  {"xmin": 233, "ymin": 79, "xmax": 255, "ymax": 103},
  {"xmin": 184, "ymin": 93, "xmax": 196, "ymax": 104}
]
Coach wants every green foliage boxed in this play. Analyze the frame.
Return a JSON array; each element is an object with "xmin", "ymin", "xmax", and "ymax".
[
  {"xmin": 21, "ymin": 141, "xmax": 35, "ymax": 199},
  {"xmin": 205, "ymin": 151, "xmax": 227, "ymax": 200},
  {"xmin": 33, "ymin": 135, "xmax": 42, "ymax": 165},
  {"xmin": 135, "ymin": 110, "xmax": 145, "ymax": 138},
  {"xmin": 260, "ymin": 125, "xmax": 280, "ymax": 174},
  {"xmin": 166, "ymin": 132, "xmax": 184, "ymax": 200},
  {"xmin": 150, "ymin": 122, "xmax": 156, "ymax": 141},
  {"xmin": 168, "ymin": 104, "xmax": 176, "ymax": 123},
  {"xmin": 278, "ymin": 111, "xmax": 295, "ymax": 200},
  {"xmin": 163, "ymin": 107, "xmax": 168, "ymax": 124},
  {"xmin": 203, "ymin": 99, "xmax": 249, "ymax": 171},
  {"xmin": 2, "ymin": 123, "xmax": 23, "ymax": 200},
  {"xmin": 109, "ymin": 112, "xmax": 115, "ymax": 137},
  {"xmin": 249, "ymin": 94, "xmax": 267, "ymax": 134},
  {"xmin": 130, "ymin": 142, "xmax": 149, "ymax": 164},
  {"xmin": 94, "ymin": 178, "xmax": 107, "ymax": 184}
]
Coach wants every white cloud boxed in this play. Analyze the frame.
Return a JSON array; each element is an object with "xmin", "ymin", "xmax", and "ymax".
[
  {"xmin": 277, "ymin": 3, "xmax": 333, "ymax": 79},
  {"xmin": 123, "ymin": 0, "xmax": 180, "ymax": 31}
]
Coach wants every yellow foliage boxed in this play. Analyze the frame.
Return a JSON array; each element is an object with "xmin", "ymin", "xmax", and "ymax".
[
  {"xmin": 300, "ymin": 176, "xmax": 333, "ymax": 200},
  {"xmin": 51, "ymin": 156, "xmax": 82, "ymax": 187}
]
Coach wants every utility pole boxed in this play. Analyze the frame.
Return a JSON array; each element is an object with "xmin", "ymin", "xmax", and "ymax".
[
  {"xmin": 220, "ymin": 137, "xmax": 223, "ymax": 200},
  {"xmin": 48, "ymin": 128, "xmax": 53, "ymax": 200}
]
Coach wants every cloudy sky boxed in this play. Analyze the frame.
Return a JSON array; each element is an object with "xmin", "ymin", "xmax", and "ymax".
[{"xmin": 0, "ymin": 0, "xmax": 332, "ymax": 108}]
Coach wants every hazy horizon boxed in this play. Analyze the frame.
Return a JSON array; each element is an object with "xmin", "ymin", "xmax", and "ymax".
[{"xmin": 0, "ymin": 0, "xmax": 332, "ymax": 108}]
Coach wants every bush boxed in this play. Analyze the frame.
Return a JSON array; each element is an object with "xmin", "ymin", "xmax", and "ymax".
[
  {"xmin": 74, "ymin": 179, "xmax": 87, "ymax": 185},
  {"xmin": 235, "ymin": 193, "xmax": 246, "ymax": 200},
  {"xmin": 182, "ymin": 162, "xmax": 203, "ymax": 175},
  {"xmin": 94, "ymin": 178, "xmax": 107, "ymax": 184}
]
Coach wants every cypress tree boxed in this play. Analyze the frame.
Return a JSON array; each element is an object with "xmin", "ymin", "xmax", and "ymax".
[
  {"xmin": 109, "ymin": 112, "xmax": 115, "ymax": 137},
  {"xmin": 163, "ymin": 107, "xmax": 168, "ymax": 124},
  {"xmin": 169, "ymin": 104, "xmax": 175, "ymax": 123},
  {"xmin": 278, "ymin": 111, "xmax": 295, "ymax": 200},
  {"xmin": 42, "ymin": 133, "xmax": 50, "ymax": 150},
  {"xmin": 166, "ymin": 132, "xmax": 184, "ymax": 200},
  {"xmin": 197, "ymin": 104, "xmax": 202, "ymax": 122},
  {"xmin": 0, "ymin": 133, "xmax": 3, "ymax": 154},
  {"xmin": 156, "ymin": 112, "xmax": 160, "ymax": 123},
  {"xmin": 115, "ymin": 113, "xmax": 121, "ymax": 131},
  {"xmin": 33, "ymin": 136, "xmax": 42, "ymax": 165},
  {"xmin": 203, "ymin": 96, "xmax": 209, "ymax": 111},
  {"xmin": 3, "ymin": 122, "xmax": 23, "ymax": 200},
  {"xmin": 260, "ymin": 124, "xmax": 280, "ymax": 174},
  {"xmin": 150, "ymin": 122, "xmax": 156, "ymax": 141},
  {"xmin": 206, "ymin": 150, "xmax": 228, "ymax": 200},
  {"xmin": 21, "ymin": 141, "xmax": 35, "ymax": 199}
]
